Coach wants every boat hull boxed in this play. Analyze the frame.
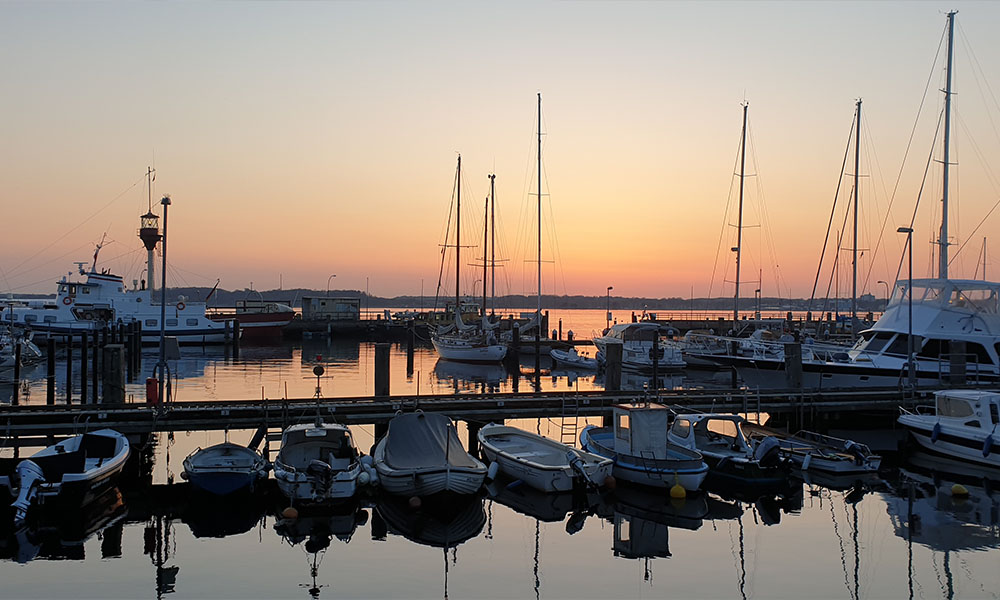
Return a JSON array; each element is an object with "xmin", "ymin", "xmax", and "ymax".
[
  {"xmin": 478, "ymin": 425, "xmax": 612, "ymax": 493},
  {"xmin": 431, "ymin": 337, "xmax": 507, "ymax": 363},
  {"xmin": 580, "ymin": 427, "xmax": 708, "ymax": 491},
  {"xmin": 274, "ymin": 464, "xmax": 360, "ymax": 502},
  {"xmin": 899, "ymin": 414, "xmax": 1000, "ymax": 468},
  {"xmin": 374, "ymin": 437, "xmax": 485, "ymax": 497}
]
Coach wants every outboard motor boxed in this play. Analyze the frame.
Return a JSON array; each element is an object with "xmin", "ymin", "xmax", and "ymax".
[
  {"xmin": 566, "ymin": 450, "xmax": 590, "ymax": 483},
  {"xmin": 753, "ymin": 436, "xmax": 783, "ymax": 469},
  {"xmin": 11, "ymin": 460, "xmax": 45, "ymax": 526},
  {"xmin": 843, "ymin": 440, "xmax": 867, "ymax": 465},
  {"xmin": 306, "ymin": 460, "xmax": 334, "ymax": 495}
]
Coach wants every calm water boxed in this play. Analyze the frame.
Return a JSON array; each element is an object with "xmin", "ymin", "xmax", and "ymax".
[{"xmin": 2, "ymin": 310, "xmax": 999, "ymax": 599}]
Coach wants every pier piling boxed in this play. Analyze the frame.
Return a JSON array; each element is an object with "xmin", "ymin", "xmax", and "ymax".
[
  {"xmin": 12, "ymin": 342, "xmax": 21, "ymax": 406},
  {"xmin": 406, "ymin": 321, "xmax": 414, "ymax": 376},
  {"xmin": 92, "ymin": 329, "xmax": 100, "ymax": 402},
  {"xmin": 102, "ymin": 344, "xmax": 126, "ymax": 404},
  {"xmin": 605, "ymin": 341, "xmax": 622, "ymax": 392},
  {"xmin": 375, "ymin": 343, "xmax": 390, "ymax": 397},
  {"xmin": 467, "ymin": 421, "xmax": 481, "ymax": 456},
  {"xmin": 81, "ymin": 331, "xmax": 89, "ymax": 404},
  {"xmin": 785, "ymin": 342, "xmax": 802, "ymax": 389},
  {"xmin": 46, "ymin": 337, "xmax": 56, "ymax": 405},
  {"xmin": 232, "ymin": 320, "xmax": 241, "ymax": 359},
  {"xmin": 65, "ymin": 333, "xmax": 73, "ymax": 404}
]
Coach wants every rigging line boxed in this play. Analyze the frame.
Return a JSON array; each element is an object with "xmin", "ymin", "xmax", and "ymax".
[
  {"xmin": 948, "ymin": 193, "xmax": 1000, "ymax": 268},
  {"xmin": 958, "ymin": 23, "xmax": 1000, "ymax": 152},
  {"xmin": 5, "ymin": 174, "xmax": 145, "ymax": 279},
  {"xmin": 434, "ymin": 163, "xmax": 460, "ymax": 312},
  {"xmin": 708, "ymin": 122, "xmax": 745, "ymax": 299},
  {"xmin": 746, "ymin": 120, "xmax": 785, "ymax": 301},
  {"xmin": 812, "ymin": 111, "xmax": 858, "ymax": 308},
  {"xmin": 859, "ymin": 115, "xmax": 898, "ymax": 296},
  {"xmin": 893, "ymin": 110, "xmax": 945, "ymax": 284}
]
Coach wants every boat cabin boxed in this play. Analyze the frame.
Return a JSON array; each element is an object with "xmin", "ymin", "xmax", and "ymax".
[
  {"xmin": 668, "ymin": 414, "xmax": 753, "ymax": 456},
  {"xmin": 611, "ymin": 403, "xmax": 671, "ymax": 459},
  {"xmin": 932, "ymin": 390, "xmax": 1000, "ymax": 429},
  {"xmin": 279, "ymin": 423, "xmax": 358, "ymax": 470},
  {"xmin": 603, "ymin": 323, "xmax": 666, "ymax": 342}
]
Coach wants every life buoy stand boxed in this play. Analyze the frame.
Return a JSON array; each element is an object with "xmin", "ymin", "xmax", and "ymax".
[
  {"xmin": 176, "ymin": 302, "xmax": 186, "ymax": 311},
  {"xmin": 62, "ymin": 296, "xmax": 73, "ymax": 305}
]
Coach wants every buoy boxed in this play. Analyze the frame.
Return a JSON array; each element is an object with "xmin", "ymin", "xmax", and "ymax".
[
  {"xmin": 408, "ymin": 496, "xmax": 422, "ymax": 510},
  {"xmin": 486, "ymin": 461, "xmax": 500, "ymax": 483},
  {"xmin": 670, "ymin": 483, "xmax": 687, "ymax": 499},
  {"xmin": 931, "ymin": 423, "xmax": 941, "ymax": 444},
  {"xmin": 951, "ymin": 483, "xmax": 970, "ymax": 498},
  {"xmin": 603, "ymin": 475, "xmax": 617, "ymax": 491},
  {"xmin": 983, "ymin": 436, "xmax": 994, "ymax": 458},
  {"xmin": 358, "ymin": 471, "xmax": 370, "ymax": 485},
  {"xmin": 281, "ymin": 506, "xmax": 299, "ymax": 520}
]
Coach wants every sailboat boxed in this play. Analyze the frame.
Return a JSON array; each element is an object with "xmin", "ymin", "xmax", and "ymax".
[
  {"xmin": 431, "ymin": 155, "xmax": 507, "ymax": 363},
  {"xmin": 689, "ymin": 13, "xmax": 1000, "ymax": 389}
]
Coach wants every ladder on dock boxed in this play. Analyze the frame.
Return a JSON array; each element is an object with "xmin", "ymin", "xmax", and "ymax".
[
  {"xmin": 559, "ymin": 397, "xmax": 580, "ymax": 448},
  {"xmin": 248, "ymin": 424, "xmax": 284, "ymax": 462}
]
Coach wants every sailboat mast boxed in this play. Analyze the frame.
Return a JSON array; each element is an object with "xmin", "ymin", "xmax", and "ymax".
[
  {"xmin": 537, "ymin": 93, "xmax": 543, "ymax": 338},
  {"xmin": 482, "ymin": 196, "xmax": 488, "ymax": 318},
  {"xmin": 852, "ymin": 99, "xmax": 861, "ymax": 338},
  {"xmin": 456, "ymin": 155, "xmax": 461, "ymax": 320},
  {"xmin": 490, "ymin": 173, "xmax": 496, "ymax": 315},
  {"xmin": 734, "ymin": 103, "xmax": 748, "ymax": 329},
  {"xmin": 939, "ymin": 11, "xmax": 956, "ymax": 279}
]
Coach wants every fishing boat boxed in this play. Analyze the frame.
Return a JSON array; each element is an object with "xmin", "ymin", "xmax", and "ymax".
[
  {"xmin": 580, "ymin": 403, "xmax": 709, "ymax": 492},
  {"xmin": 592, "ymin": 323, "xmax": 684, "ymax": 371},
  {"xmin": 430, "ymin": 155, "xmax": 507, "ymax": 363},
  {"xmin": 549, "ymin": 347, "xmax": 598, "ymax": 370},
  {"xmin": 9, "ymin": 429, "xmax": 130, "ymax": 526},
  {"xmin": 743, "ymin": 424, "xmax": 881, "ymax": 475},
  {"xmin": 667, "ymin": 413, "xmax": 789, "ymax": 488},
  {"xmin": 206, "ymin": 298, "xmax": 295, "ymax": 339},
  {"xmin": 477, "ymin": 423, "xmax": 613, "ymax": 493},
  {"xmin": 181, "ymin": 442, "xmax": 269, "ymax": 495},
  {"xmin": 273, "ymin": 420, "xmax": 368, "ymax": 503},
  {"xmin": 373, "ymin": 411, "xmax": 486, "ymax": 497},
  {"xmin": 898, "ymin": 389, "xmax": 1000, "ymax": 468}
]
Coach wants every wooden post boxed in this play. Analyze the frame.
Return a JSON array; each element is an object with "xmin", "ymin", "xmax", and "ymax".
[
  {"xmin": 11, "ymin": 342, "xmax": 21, "ymax": 406},
  {"xmin": 46, "ymin": 337, "xmax": 56, "ymax": 405},
  {"xmin": 134, "ymin": 319, "xmax": 143, "ymax": 374},
  {"xmin": 125, "ymin": 322, "xmax": 134, "ymax": 383},
  {"xmin": 65, "ymin": 333, "xmax": 73, "ymax": 404},
  {"xmin": 80, "ymin": 330, "xmax": 89, "ymax": 404},
  {"xmin": 467, "ymin": 421, "xmax": 481, "ymax": 456},
  {"xmin": 784, "ymin": 342, "xmax": 802, "ymax": 389},
  {"xmin": 558, "ymin": 318, "xmax": 563, "ymax": 341},
  {"xmin": 512, "ymin": 324, "xmax": 520, "ymax": 354},
  {"xmin": 232, "ymin": 319, "xmax": 241, "ymax": 359},
  {"xmin": 949, "ymin": 340, "xmax": 966, "ymax": 385},
  {"xmin": 102, "ymin": 344, "xmax": 126, "ymax": 404},
  {"xmin": 605, "ymin": 341, "xmax": 622, "ymax": 392},
  {"xmin": 374, "ymin": 342, "xmax": 390, "ymax": 397},
  {"xmin": 405, "ymin": 321, "xmax": 414, "ymax": 376},
  {"xmin": 92, "ymin": 328, "xmax": 100, "ymax": 402}
]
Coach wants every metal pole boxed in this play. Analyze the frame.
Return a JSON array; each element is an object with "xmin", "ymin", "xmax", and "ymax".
[
  {"xmin": 536, "ymin": 92, "xmax": 542, "ymax": 375},
  {"xmin": 939, "ymin": 11, "xmax": 956, "ymax": 279},
  {"xmin": 734, "ymin": 103, "xmax": 748, "ymax": 330},
  {"xmin": 898, "ymin": 226, "xmax": 915, "ymax": 388},
  {"xmin": 852, "ymin": 99, "xmax": 861, "ymax": 338},
  {"xmin": 158, "ymin": 195, "xmax": 171, "ymax": 405}
]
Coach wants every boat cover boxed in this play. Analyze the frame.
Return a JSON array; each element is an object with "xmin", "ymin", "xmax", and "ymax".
[{"xmin": 385, "ymin": 413, "xmax": 479, "ymax": 469}]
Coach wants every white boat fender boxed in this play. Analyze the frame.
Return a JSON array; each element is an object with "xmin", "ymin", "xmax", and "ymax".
[
  {"xmin": 931, "ymin": 423, "xmax": 941, "ymax": 443},
  {"xmin": 983, "ymin": 435, "xmax": 994, "ymax": 458},
  {"xmin": 11, "ymin": 460, "xmax": 45, "ymax": 525},
  {"xmin": 753, "ymin": 436, "xmax": 782, "ymax": 469},
  {"xmin": 359, "ymin": 471, "xmax": 370, "ymax": 486},
  {"xmin": 486, "ymin": 461, "xmax": 500, "ymax": 483},
  {"xmin": 506, "ymin": 479, "xmax": 525, "ymax": 490}
]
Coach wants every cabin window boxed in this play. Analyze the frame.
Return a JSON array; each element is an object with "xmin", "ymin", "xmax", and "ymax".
[
  {"xmin": 918, "ymin": 339, "xmax": 944, "ymax": 359},
  {"xmin": 186, "ymin": 318, "xmax": 198, "ymax": 326},
  {"xmin": 707, "ymin": 419, "xmax": 739, "ymax": 439},
  {"xmin": 884, "ymin": 334, "xmax": 910, "ymax": 356},
  {"xmin": 937, "ymin": 396, "xmax": 974, "ymax": 418},
  {"xmin": 616, "ymin": 414, "xmax": 630, "ymax": 441},
  {"xmin": 990, "ymin": 403, "xmax": 999, "ymax": 426},
  {"xmin": 968, "ymin": 343, "xmax": 994, "ymax": 365},
  {"xmin": 671, "ymin": 419, "xmax": 691, "ymax": 438},
  {"xmin": 58, "ymin": 285, "xmax": 67, "ymax": 293},
  {"xmin": 861, "ymin": 332, "xmax": 895, "ymax": 354},
  {"xmin": 69, "ymin": 285, "xmax": 77, "ymax": 295},
  {"xmin": 166, "ymin": 319, "xmax": 178, "ymax": 327},
  {"xmin": 81, "ymin": 287, "xmax": 90, "ymax": 294},
  {"xmin": 145, "ymin": 319, "xmax": 157, "ymax": 327},
  {"xmin": 23, "ymin": 315, "xmax": 37, "ymax": 323},
  {"xmin": 964, "ymin": 420, "xmax": 981, "ymax": 428},
  {"xmin": 43, "ymin": 315, "xmax": 56, "ymax": 323}
]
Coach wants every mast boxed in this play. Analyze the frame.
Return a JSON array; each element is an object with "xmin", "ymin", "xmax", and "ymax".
[
  {"xmin": 536, "ymin": 93, "xmax": 543, "ymax": 370},
  {"xmin": 482, "ymin": 196, "xmax": 488, "ymax": 318},
  {"xmin": 734, "ymin": 103, "xmax": 748, "ymax": 329},
  {"xmin": 852, "ymin": 99, "xmax": 861, "ymax": 338},
  {"xmin": 939, "ymin": 11, "xmax": 956, "ymax": 279},
  {"xmin": 490, "ymin": 173, "xmax": 496, "ymax": 316},
  {"xmin": 456, "ymin": 155, "xmax": 461, "ymax": 322}
]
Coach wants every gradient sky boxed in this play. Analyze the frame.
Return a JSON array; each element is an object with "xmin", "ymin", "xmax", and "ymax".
[{"xmin": 2, "ymin": 1, "xmax": 1000, "ymax": 301}]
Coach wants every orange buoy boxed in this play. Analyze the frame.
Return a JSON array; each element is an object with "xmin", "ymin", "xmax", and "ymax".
[
  {"xmin": 408, "ymin": 496, "xmax": 422, "ymax": 510},
  {"xmin": 603, "ymin": 475, "xmax": 617, "ymax": 491},
  {"xmin": 281, "ymin": 507, "xmax": 299, "ymax": 520}
]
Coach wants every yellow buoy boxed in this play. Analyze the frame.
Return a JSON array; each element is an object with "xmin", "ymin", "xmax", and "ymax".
[
  {"xmin": 669, "ymin": 473, "xmax": 686, "ymax": 499},
  {"xmin": 281, "ymin": 506, "xmax": 299, "ymax": 520},
  {"xmin": 951, "ymin": 483, "xmax": 970, "ymax": 498}
]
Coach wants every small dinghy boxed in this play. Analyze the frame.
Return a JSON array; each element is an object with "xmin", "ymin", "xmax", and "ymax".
[
  {"xmin": 743, "ymin": 424, "xmax": 881, "ymax": 475},
  {"xmin": 581, "ymin": 403, "xmax": 709, "ymax": 492},
  {"xmin": 478, "ymin": 423, "xmax": 612, "ymax": 493},
  {"xmin": 9, "ymin": 429, "xmax": 130, "ymax": 526},
  {"xmin": 273, "ymin": 419, "xmax": 371, "ymax": 503},
  {"xmin": 549, "ymin": 347, "xmax": 598, "ymax": 370},
  {"xmin": 374, "ymin": 412, "xmax": 486, "ymax": 497},
  {"xmin": 182, "ymin": 442, "xmax": 269, "ymax": 495}
]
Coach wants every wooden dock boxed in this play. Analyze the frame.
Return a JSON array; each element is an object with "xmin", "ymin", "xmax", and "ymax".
[{"xmin": 0, "ymin": 386, "xmax": 933, "ymax": 437}]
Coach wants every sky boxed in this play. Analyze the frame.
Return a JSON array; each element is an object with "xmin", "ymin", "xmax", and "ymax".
[{"xmin": 2, "ymin": 1, "xmax": 1000, "ymax": 301}]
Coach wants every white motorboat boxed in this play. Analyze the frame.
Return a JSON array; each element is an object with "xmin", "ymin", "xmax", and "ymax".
[
  {"xmin": 374, "ymin": 412, "xmax": 486, "ymax": 497},
  {"xmin": 667, "ymin": 413, "xmax": 789, "ymax": 488},
  {"xmin": 9, "ymin": 429, "xmax": 130, "ymax": 526},
  {"xmin": 273, "ymin": 420, "xmax": 368, "ymax": 503},
  {"xmin": 549, "ymin": 347, "xmax": 598, "ymax": 370},
  {"xmin": 181, "ymin": 442, "xmax": 269, "ymax": 495},
  {"xmin": 580, "ymin": 403, "xmax": 708, "ymax": 492},
  {"xmin": 477, "ymin": 423, "xmax": 613, "ymax": 493},
  {"xmin": 743, "ymin": 424, "xmax": 881, "ymax": 475},
  {"xmin": 898, "ymin": 389, "xmax": 1000, "ymax": 468},
  {"xmin": 592, "ymin": 323, "xmax": 684, "ymax": 371}
]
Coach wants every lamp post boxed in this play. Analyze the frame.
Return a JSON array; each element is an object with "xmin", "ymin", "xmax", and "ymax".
[
  {"xmin": 606, "ymin": 286, "xmax": 614, "ymax": 330},
  {"xmin": 326, "ymin": 274, "xmax": 337, "ymax": 297},
  {"xmin": 876, "ymin": 280, "xmax": 890, "ymax": 312},
  {"xmin": 897, "ymin": 227, "xmax": 915, "ymax": 389},
  {"xmin": 754, "ymin": 288, "xmax": 761, "ymax": 322}
]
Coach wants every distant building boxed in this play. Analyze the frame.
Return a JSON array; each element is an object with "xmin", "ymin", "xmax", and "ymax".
[{"xmin": 302, "ymin": 296, "xmax": 360, "ymax": 321}]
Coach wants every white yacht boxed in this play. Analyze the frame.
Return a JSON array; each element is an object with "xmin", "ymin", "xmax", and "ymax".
[
  {"xmin": 592, "ymin": 322, "xmax": 684, "ymax": 371},
  {"xmin": 898, "ymin": 389, "xmax": 1000, "ymax": 468}
]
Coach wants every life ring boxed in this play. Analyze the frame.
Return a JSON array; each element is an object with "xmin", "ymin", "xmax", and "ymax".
[
  {"xmin": 62, "ymin": 296, "xmax": 73, "ymax": 305},
  {"xmin": 176, "ymin": 302, "xmax": 186, "ymax": 311}
]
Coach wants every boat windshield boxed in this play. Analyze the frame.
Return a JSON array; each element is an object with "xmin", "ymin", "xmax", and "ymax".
[{"xmin": 936, "ymin": 395, "xmax": 975, "ymax": 418}]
